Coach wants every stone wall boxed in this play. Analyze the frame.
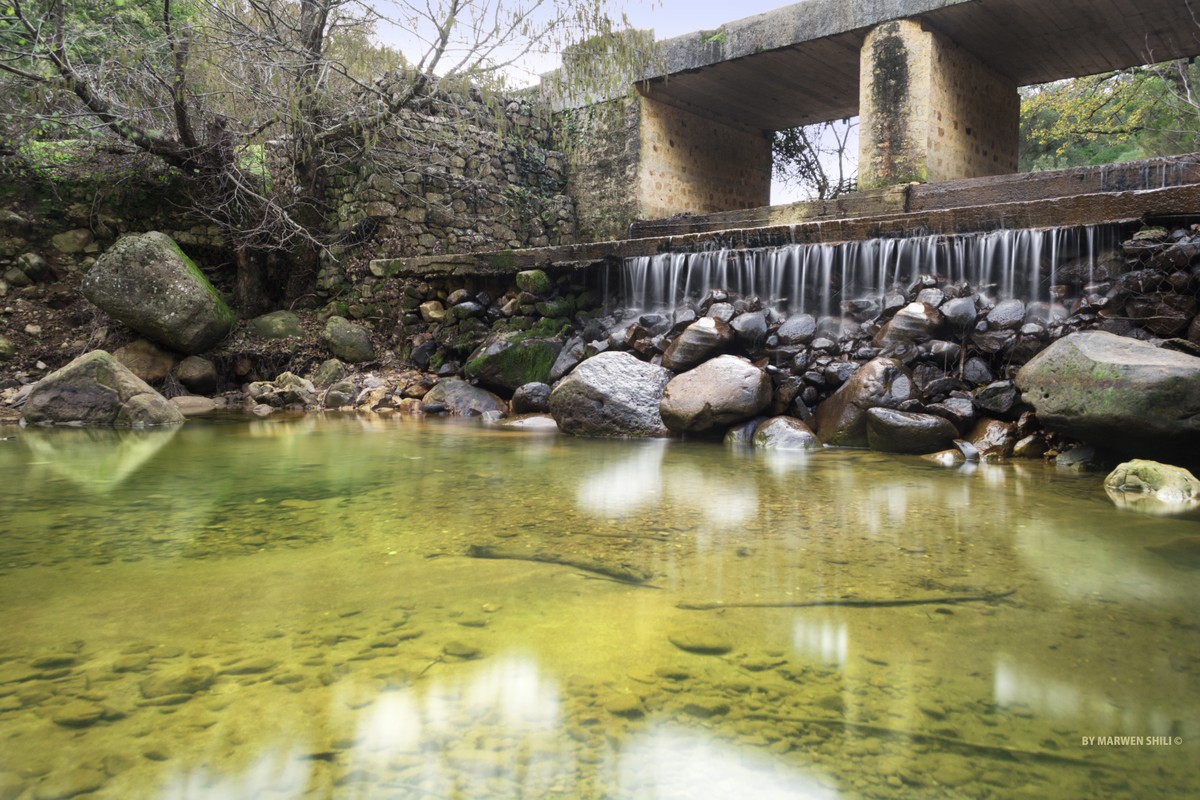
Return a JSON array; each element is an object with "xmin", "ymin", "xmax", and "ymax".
[
  {"xmin": 563, "ymin": 97, "xmax": 643, "ymax": 243},
  {"xmin": 319, "ymin": 92, "xmax": 577, "ymax": 301},
  {"xmin": 636, "ymin": 95, "xmax": 773, "ymax": 221}
]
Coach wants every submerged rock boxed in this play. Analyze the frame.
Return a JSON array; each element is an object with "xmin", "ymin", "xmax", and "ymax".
[
  {"xmin": 22, "ymin": 351, "xmax": 184, "ymax": 427},
  {"xmin": 1016, "ymin": 331, "xmax": 1200, "ymax": 460},
  {"xmin": 751, "ymin": 416, "xmax": 820, "ymax": 450},
  {"xmin": 82, "ymin": 231, "xmax": 234, "ymax": 354},
  {"xmin": 549, "ymin": 352, "xmax": 672, "ymax": 438},
  {"xmin": 659, "ymin": 355, "xmax": 771, "ymax": 433},
  {"xmin": 1104, "ymin": 459, "xmax": 1200, "ymax": 514}
]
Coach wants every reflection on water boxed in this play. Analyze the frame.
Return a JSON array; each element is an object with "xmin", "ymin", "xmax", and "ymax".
[{"xmin": 0, "ymin": 416, "xmax": 1198, "ymax": 799}]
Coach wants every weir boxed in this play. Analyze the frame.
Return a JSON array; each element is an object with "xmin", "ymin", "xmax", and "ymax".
[{"xmin": 609, "ymin": 224, "xmax": 1125, "ymax": 325}]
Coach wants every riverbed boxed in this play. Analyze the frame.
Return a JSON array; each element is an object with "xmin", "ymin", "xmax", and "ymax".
[{"xmin": 0, "ymin": 415, "xmax": 1196, "ymax": 799}]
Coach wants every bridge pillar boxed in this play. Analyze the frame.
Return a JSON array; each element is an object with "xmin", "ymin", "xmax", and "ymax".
[
  {"xmin": 858, "ymin": 19, "xmax": 1019, "ymax": 190},
  {"xmin": 635, "ymin": 94, "xmax": 773, "ymax": 222}
]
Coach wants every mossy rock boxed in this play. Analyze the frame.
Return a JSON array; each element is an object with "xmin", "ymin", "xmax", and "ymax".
[
  {"xmin": 250, "ymin": 311, "xmax": 303, "ymax": 339},
  {"xmin": 465, "ymin": 332, "xmax": 563, "ymax": 393},
  {"xmin": 515, "ymin": 269, "xmax": 552, "ymax": 296},
  {"xmin": 321, "ymin": 316, "xmax": 375, "ymax": 363}
]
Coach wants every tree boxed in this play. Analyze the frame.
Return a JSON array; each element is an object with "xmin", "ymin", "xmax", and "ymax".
[
  {"xmin": 772, "ymin": 117, "xmax": 857, "ymax": 202},
  {"xmin": 0, "ymin": 0, "xmax": 648, "ymax": 313}
]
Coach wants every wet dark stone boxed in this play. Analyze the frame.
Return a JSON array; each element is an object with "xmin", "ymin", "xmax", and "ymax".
[
  {"xmin": 974, "ymin": 380, "xmax": 1019, "ymax": 416},
  {"xmin": 511, "ymin": 382, "xmax": 552, "ymax": 414},
  {"xmin": 707, "ymin": 303, "xmax": 735, "ymax": 323},
  {"xmin": 866, "ymin": 408, "xmax": 959, "ymax": 455},
  {"xmin": 813, "ymin": 357, "xmax": 915, "ymax": 447},
  {"xmin": 751, "ymin": 416, "xmax": 820, "ymax": 450},
  {"xmin": 971, "ymin": 329, "xmax": 1013, "ymax": 354},
  {"xmin": 731, "ymin": 311, "xmax": 769, "ymax": 351},
  {"xmin": 777, "ymin": 314, "xmax": 817, "ymax": 345},
  {"xmin": 940, "ymin": 296, "xmax": 978, "ymax": 331},
  {"xmin": 986, "ymin": 300, "xmax": 1027, "ymax": 331},
  {"xmin": 926, "ymin": 397, "xmax": 975, "ymax": 433}
]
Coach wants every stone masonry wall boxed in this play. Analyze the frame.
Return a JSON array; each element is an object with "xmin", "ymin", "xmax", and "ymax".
[
  {"xmin": 635, "ymin": 95, "xmax": 773, "ymax": 222},
  {"xmin": 319, "ymin": 92, "xmax": 577, "ymax": 301},
  {"xmin": 924, "ymin": 25, "xmax": 1019, "ymax": 180},
  {"xmin": 562, "ymin": 97, "xmax": 643, "ymax": 243}
]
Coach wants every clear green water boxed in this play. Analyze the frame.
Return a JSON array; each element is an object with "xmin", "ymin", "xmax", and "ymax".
[{"xmin": 0, "ymin": 415, "xmax": 1198, "ymax": 799}]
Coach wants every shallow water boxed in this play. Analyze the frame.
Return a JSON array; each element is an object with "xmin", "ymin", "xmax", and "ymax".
[{"xmin": 0, "ymin": 415, "xmax": 1198, "ymax": 799}]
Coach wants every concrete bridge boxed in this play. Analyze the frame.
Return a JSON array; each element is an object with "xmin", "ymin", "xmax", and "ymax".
[{"xmin": 554, "ymin": 0, "xmax": 1200, "ymax": 237}]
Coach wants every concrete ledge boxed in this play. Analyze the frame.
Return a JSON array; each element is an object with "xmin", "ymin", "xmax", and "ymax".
[{"xmin": 371, "ymin": 181, "xmax": 1200, "ymax": 278}]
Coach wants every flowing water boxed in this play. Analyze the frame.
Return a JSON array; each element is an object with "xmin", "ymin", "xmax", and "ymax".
[
  {"xmin": 613, "ymin": 225, "xmax": 1125, "ymax": 319},
  {"xmin": 1, "ymin": 415, "xmax": 1198, "ymax": 799}
]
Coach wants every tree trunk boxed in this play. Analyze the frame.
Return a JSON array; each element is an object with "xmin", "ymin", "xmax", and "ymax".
[{"xmin": 234, "ymin": 246, "xmax": 270, "ymax": 317}]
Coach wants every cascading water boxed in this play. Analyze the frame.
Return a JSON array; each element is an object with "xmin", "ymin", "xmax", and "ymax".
[{"xmin": 608, "ymin": 224, "xmax": 1126, "ymax": 325}]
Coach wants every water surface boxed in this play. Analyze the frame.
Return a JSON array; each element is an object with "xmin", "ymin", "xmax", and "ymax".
[{"xmin": 1, "ymin": 416, "xmax": 1197, "ymax": 798}]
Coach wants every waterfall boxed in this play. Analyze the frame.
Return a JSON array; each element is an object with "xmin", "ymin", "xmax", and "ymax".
[{"xmin": 610, "ymin": 224, "xmax": 1125, "ymax": 320}]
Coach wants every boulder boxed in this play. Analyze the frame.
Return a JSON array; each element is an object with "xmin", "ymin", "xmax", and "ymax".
[
  {"xmin": 659, "ymin": 355, "xmax": 772, "ymax": 433},
  {"xmin": 986, "ymin": 299, "xmax": 1027, "ymax": 330},
  {"xmin": 865, "ymin": 408, "xmax": 959, "ymax": 454},
  {"xmin": 548, "ymin": 351, "xmax": 672, "ymax": 438},
  {"xmin": 731, "ymin": 311, "xmax": 768, "ymax": 351},
  {"xmin": 422, "ymin": 378, "xmax": 507, "ymax": 417},
  {"xmin": 776, "ymin": 314, "xmax": 817, "ymax": 345},
  {"xmin": 515, "ymin": 269, "xmax": 552, "ymax": 296},
  {"xmin": 1104, "ymin": 459, "xmax": 1200, "ymax": 514},
  {"xmin": 723, "ymin": 416, "xmax": 768, "ymax": 446},
  {"xmin": 661, "ymin": 317, "xmax": 733, "ymax": 371},
  {"xmin": 511, "ymin": 382, "xmax": 552, "ymax": 414},
  {"xmin": 249, "ymin": 310, "xmax": 303, "ymax": 339},
  {"xmin": 550, "ymin": 336, "xmax": 586, "ymax": 381},
  {"xmin": 82, "ymin": 232, "xmax": 234, "ymax": 354},
  {"xmin": 813, "ymin": 358, "xmax": 914, "ymax": 447},
  {"xmin": 113, "ymin": 339, "xmax": 179, "ymax": 383},
  {"xmin": 874, "ymin": 303, "xmax": 943, "ymax": 348},
  {"xmin": 966, "ymin": 418, "xmax": 1016, "ymax": 459},
  {"xmin": 751, "ymin": 416, "xmax": 820, "ymax": 451},
  {"xmin": 22, "ymin": 351, "xmax": 184, "ymax": 427},
  {"xmin": 174, "ymin": 356, "xmax": 218, "ymax": 395},
  {"xmin": 0, "ymin": 335, "xmax": 12, "ymax": 361},
  {"xmin": 321, "ymin": 316, "xmax": 375, "ymax": 363},
  {"xmin": 464, "ymin": 332, "xmax": 561, "ymax": 393},
  {"xmin": 1015, "ymin": 331, "xmax": 1200, "ymax": 460}
]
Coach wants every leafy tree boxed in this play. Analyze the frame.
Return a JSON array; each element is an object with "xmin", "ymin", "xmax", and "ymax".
[{"xmin": 0, "ymin": 0, "xmax": 648, "ymax": 312}]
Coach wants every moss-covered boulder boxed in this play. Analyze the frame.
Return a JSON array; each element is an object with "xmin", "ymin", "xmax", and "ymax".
[
  {"xmin": 321, "ymin": 316, "xmax": 375, "ymax": 363},
  {"xmin": 465, "ymin": 331, "xmax": 562, "ymax": 393},
  {"xmin": 250, "ymin": 310, "xmax": 303, "ymax": 339},
  {"xmin": 1016, "ymin": 331, "xmax": 1200, "ymax": 460},
  {"xmin": 1104, "ymin": 459, "xmax": 1200, "ymax": 514},
  {"xmin": 23, "ymin": 350, "xmax": 184, "ymax": 427},
  {"xmin": 82, "ymin": 232, "xmax": 234, "ymax": 355},
  {"xmin": 516, "ymin": 269, "xmax": 552, "ymax": 296}
]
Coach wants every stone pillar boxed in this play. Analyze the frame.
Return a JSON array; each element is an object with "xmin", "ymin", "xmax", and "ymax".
[
  {"xmin": 635, "ymin": 93, "xmax": 772, "ymax": 221},
  {"xmin": 858, "ymin": 19, "xmax": 1019, "ymax": 190}
]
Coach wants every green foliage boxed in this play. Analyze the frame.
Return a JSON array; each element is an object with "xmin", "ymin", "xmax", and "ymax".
[{"xmin": 1019, "ymin": 64, "xmax": 1200, "ymax": 172}]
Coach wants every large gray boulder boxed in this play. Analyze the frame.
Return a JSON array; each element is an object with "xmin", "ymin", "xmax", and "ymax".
[
  {"xmin": 23, "ymin": 351, "xmax": 185, "ymax": 427},
  {"xmin": 82, "ymin": 232, "xmax": 234, "ymax": 355},
  {"xmin": 549, "ymin": 351, "xmax": 672, "ymax": 437},
  {"xmin": 659, "ymin": 355, "xmax": 772, "ymax": 433},
  {"xmin": 813, "ymin": 357, "xmax": 914, "ymax": 447},
  {"xmin": 661, "ymin": 317, "xmax": 733, "ymax": 371},
  {"xmin": 1015, "ymin": 331, "xmax": 1200, "ymax": 460}
]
